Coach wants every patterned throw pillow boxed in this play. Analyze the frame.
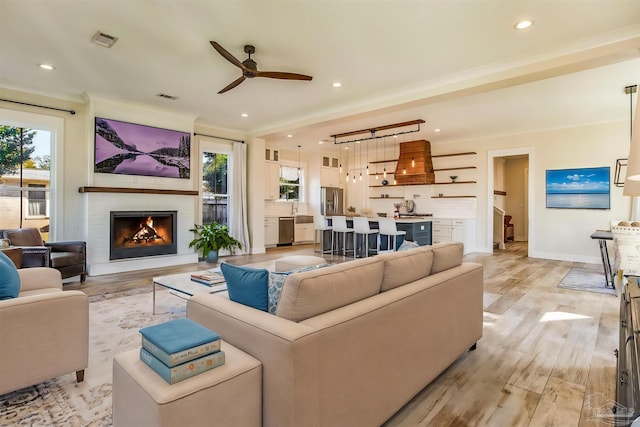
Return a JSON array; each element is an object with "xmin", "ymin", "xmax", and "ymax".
[
  {"xmin": 267, "ymin": 263, "xmax": 333, "ymax": 315},
  {"xmin": 398, "ymin": 240, "xmax": 419, "ymax": 251}
]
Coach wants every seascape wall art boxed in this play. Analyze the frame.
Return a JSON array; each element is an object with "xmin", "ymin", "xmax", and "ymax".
[{"xmin": 545, "ymin": 166, "xmax": 610, "ymax": 209}]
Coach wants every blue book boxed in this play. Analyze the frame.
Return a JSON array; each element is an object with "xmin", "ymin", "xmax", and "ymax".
[
  {"xmin": 140, "ymin": 347, "xmax": 225, "ymax": 384},
  {"xmin": 139, "ymin": 318, "xmax": 221, "ymax": 367}
]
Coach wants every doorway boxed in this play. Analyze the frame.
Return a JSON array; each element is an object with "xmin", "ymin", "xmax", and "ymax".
[{"xmin": 487, "ymin": 148, "xmax": 534, "ymax": 255}]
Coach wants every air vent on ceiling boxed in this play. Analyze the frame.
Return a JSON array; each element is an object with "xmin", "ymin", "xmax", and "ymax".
[
  {"xmin": 91, "ymin": 31, "xmax": 118, "ymax": 48},
  {"xmin": 157, "ymin": 93, "xmax": 179, "ymax": 100}
]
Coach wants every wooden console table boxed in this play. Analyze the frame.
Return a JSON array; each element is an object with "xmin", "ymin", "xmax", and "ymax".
[{"xmin": 1, "ymin": 247, "xmax": 22, "ymax": 268}]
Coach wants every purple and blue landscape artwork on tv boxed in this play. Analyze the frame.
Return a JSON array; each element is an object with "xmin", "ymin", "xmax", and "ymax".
[{"xmin": 94, "ymin": 118, "xmax": 190, "ymax": 178}]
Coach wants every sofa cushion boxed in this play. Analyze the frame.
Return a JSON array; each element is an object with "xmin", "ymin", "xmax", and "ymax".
[
  {"xmin": 380, "ymin": 246, "xmax": 434, "ymax": 292},
  {"xmin": 276, "ymin": 257, "xmax": 384, "ymax": 322},
  {"xmin": 268, "ymin": 264, "xmax": 334, "ymax": 314},
  {"xmin": 220, "ymin": 263, "xmax": 269, "ymax": 311},
  {"xmin": 430, "ymin": 242, "xmax": 464, "ymax": 275},
  {"xmin": 0, "ymin": 251, "xmax": 21, "ymax": 300}
]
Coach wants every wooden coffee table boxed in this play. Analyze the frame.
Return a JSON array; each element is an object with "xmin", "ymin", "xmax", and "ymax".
[{"xmin": 152, "ymin": 269, "xmax": 227, "ymax": 314}]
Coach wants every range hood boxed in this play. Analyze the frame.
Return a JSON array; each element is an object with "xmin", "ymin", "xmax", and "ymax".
[{"xmin": 394, "ymin": 140, "xmax": 435, "ymax": 185}]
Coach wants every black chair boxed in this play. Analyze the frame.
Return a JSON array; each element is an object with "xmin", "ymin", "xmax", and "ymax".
[{"xmin": 1, "ymin": 228, "xmax": 87, "ymax": 282}]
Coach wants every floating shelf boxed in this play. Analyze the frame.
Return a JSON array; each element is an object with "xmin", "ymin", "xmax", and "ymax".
[
  {"xmin": 435, "ymin": 181, "xmax": 476, "ymax": 185},
  {"xmin": 431, "ymin": 152, "xmax": 477, "ymax": 158},
  {"xmin": 369, "ymin": 197, "xmax": 404, "ymax": 199},
  {"xmin": 369, "ymin": 172, "xmax": 395, "ymax": 176},
  {"xmin": 369, "ymin": 159, "xmax": 398, "ymax": 165},
  {"xmin": 431, "ymin": 195, "xmax": 476, "ymax": 198},
  {"xmin": 433, "ymin": 166, "xmax": 477, "ymax": 172}
]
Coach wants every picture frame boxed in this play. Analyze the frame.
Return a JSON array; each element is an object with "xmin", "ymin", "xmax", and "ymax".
[
  {"xmin": 94, "ymin": 117, "xmax": 191, "ymax": 179},
  {"xmin": 545, "ymin": 166, "xmax": 610, "ymax": 209},
  {"xmin": 614, "ymin": 158, "xmax": 627, "ymax": 187}
]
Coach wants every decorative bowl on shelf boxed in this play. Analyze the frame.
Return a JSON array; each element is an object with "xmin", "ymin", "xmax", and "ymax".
[
  {"xmin": 381, "ymin": 179, "xmax": 389, "ymax": 186},
  {"xmin": 450, "ymin": 176, "xmax": 458, "ymax": 182}
]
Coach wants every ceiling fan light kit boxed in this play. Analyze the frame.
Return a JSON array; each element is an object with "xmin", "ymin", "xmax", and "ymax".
[{"xmin": 210, "ymin": 41, "xmax": 313, "ymax": 93}]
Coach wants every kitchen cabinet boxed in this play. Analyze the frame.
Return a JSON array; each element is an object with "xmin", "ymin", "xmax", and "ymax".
[
  {"xmin": 321, "ymin": 167, "xmax": 341, "ymax": 188},
  {"xmin": 396, "ymin": 221, "xmax": 432, "ymax": 246},
  {"xmin": 265, "ymin": 162, "xmax": 280, "ymax": 200},
  {"xmin": 432, "ymin": 218, "xmax": 472, "ymax": 253},
  {"xmin": 294, "ymin": 224, "xmax": 315, "ymax": 243},
  {"xmin": 265, "ymin": 148, "xmax": 279, "ymax": 162},
  {"xmin": 264, "ymin": 216, "xmax": 278, "ymax": 247}
]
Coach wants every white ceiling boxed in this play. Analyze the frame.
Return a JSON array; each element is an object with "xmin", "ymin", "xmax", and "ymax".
[{"xmin": 1, "ymin": 1, "xmax": 639, "ymax": 152}]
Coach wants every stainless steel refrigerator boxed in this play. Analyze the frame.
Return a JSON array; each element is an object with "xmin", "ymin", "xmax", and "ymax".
[{"xmin": 321, "ymin": 187, "xmax": 344, "ymax": 216}]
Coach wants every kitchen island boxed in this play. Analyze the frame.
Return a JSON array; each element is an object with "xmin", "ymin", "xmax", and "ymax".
[{"xmin": 324, "ymin": 216, "xmax": 433, "ymax": 254}]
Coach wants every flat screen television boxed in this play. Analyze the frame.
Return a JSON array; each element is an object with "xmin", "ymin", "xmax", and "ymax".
[
  {"xmin": 94, "ymin": 117, "xmax": 191, "ymax": 179},
  {"xmin": 545, "ymin": 166, "xmax": 610, "ymax": 209}
]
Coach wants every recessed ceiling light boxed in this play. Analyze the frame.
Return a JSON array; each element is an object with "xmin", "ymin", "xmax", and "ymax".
[
  {"xmin": 39, "ymin": 64, "xmax": 55, "ymax": 70},
  {"xmin": 332, "ymin": 82, "xmax": 342, "ymax": 88},
  {"xmin": 434, "ymin": 129, "xmax": 441, "ymax": 132},
  {"xmin": 287, "ymin": 134, "xmax": 293, "ymax": 138},
  {"xmin": 392, "ymin": 135, "xmax": 398, "ymax": 138},
  {"xmin": 344, "ymin": 146, "xmax": 349, "ymax": 150},
  {"xmin": 514, "ymin": 20, "xmax": 533, "ymax": 30},
  {"xmin": 241, "ymin": 113, "xmax": 248, "ymax": 117},
  {"xmin": 317, "ymin": 140, "xmax": 324, "ymax": 144}
]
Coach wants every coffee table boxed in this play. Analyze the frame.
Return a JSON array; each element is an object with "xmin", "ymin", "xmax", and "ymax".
[{"xmin": 152, "ymin": 269, "xmax": 227, "ymax": 314}]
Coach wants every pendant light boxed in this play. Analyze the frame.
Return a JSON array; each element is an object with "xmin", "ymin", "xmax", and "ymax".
[
  {"xmin": 297, "ymin": 145, "xmax": 301, "ymax": 176},
  {"xmin": 375, "ymin": 140, "xmax": 379, "ymax": 180},
  {"xmin": 383, "ymin": 137, "xmax": 387, "ymax": 178},
  {"xmin": 359, "ymin": 142, "xmax": 363, "ymax": 181}
]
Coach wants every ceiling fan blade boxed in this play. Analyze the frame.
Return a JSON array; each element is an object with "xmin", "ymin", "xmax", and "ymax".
[
  {"xmin": 210, "ymin": 41, "xmax": 245, "ymax": 70},
  {"xmin": 218, "ymin": 76, "xmax": 246, "ymax": 94},
  {"xmin": 255, "ymin": 71, "xmax": 313, "ymax": 81}
]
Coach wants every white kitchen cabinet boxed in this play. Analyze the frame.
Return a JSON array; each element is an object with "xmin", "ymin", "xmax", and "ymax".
[
  {"xmin": 294, "ymin": 223, "xmax": 314, "ymax": 243},
  {"xmin": 264, "ymin": 162, "xmax": 280, "ymax": 200},
  {"xmin": 432, "ymin": 218, "xmax": 473, "ymax": 253},
  {"xmin": 264, "ymin": 216, "xmax": 278, "ymax": 247},
  {"xmin": 321, "ymin": 167, "xmax": 340, "ymax": 188}
]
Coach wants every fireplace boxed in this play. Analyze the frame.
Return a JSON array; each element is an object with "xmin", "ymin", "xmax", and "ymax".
[{"xmin": 110, "ymin": 211, "xmax": 177, "ymax": 260}]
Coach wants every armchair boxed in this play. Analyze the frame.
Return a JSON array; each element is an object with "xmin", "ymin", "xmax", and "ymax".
[
  {"xmin": 1, "ymin": 228, "xmax": 87, "ymax": 282},
  {"xmin": 0, "ymin": 266, "xmax": 89, "ymax": 395}
]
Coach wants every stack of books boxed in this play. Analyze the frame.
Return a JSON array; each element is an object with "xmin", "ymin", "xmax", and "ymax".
[
  {"xmin": 190, "ymin": 270, "xmax": 226, "ymax": 286},
  {"xmin": 139, "ymin": 318, "xmax": 224, "ymax": 384}
]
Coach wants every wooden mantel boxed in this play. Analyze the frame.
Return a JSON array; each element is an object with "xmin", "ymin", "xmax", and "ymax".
[{"xmin": 78, "ymin": 186, "xmax": 198, "ymax": 196}]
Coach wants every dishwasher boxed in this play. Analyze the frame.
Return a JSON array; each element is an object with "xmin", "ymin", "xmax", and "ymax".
[{"xmin": 278, "ymin": 217, "xmax": 294, "ymax": 246}]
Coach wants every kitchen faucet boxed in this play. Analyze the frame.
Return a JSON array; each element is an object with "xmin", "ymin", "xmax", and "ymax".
[{"xmin": 291, "ymin": 200, "xmax": 299, "ymax": 215}]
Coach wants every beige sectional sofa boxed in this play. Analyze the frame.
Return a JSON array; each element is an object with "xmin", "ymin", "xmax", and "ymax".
[{"xmin": 187, "ymin": 242, "xmax": 483, "ymax": 427}]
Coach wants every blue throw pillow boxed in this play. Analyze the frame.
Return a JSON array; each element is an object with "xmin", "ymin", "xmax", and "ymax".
[
  {"xmin": 0, "ymin": 251, "xmax": 21, "ymax": 300},
  {"xmin": 220, "ymin": 263, "xmax": 269, "ymax": 311}
]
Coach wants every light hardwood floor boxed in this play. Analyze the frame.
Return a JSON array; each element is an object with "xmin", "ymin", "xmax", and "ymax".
[{"xmin": 67, "ymin": 242, "xmax": 620, "ymax": 426}]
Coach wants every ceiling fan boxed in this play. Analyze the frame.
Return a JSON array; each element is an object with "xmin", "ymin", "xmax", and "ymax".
[{"xmin": 210, "ymin": 41, "xmax": 313, "ymax": 94}]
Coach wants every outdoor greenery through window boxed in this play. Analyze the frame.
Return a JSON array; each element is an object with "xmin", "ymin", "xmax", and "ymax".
[
  {"xmin": 202, "ymin": 152, "xmax": 229, "ymax": 226},
  {"xmin": 0, "ymin": 125, "xmax": 51, "ymax": 237},
  {"xmin": 280, "ymin": 165, "xmax": 301, "ymax": 200}
]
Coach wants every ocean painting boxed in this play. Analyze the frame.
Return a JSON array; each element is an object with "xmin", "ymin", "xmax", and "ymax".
[
  {"xmin": 94, "ymin": 118, "xmax": 191, "ymax": 178},
  {"xmin": 546, "ymin": 167, "xmax": 610, "ymax": 209}
]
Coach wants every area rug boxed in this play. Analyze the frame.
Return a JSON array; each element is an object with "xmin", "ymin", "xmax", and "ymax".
[
  {"xmin": 0, "ymin": 286, "xmax": 187, "ymax": 426},
  {"xmin": 557, "ymin": 265, "xmax": 616, "ymax": 296}
]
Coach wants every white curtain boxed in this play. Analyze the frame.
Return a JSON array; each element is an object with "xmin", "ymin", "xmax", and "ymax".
[
  {"xmin": 231, "ymin": 142, "xmax": 251, "ymax": 254},
  {"xmin": 280, "ymin": 165, "xmax": 298, "ymax": 181}
]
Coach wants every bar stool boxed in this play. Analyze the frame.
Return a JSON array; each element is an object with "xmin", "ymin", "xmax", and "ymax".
[
  {"xmin": 331, "ymin": 216, "xmax": 355, "ymax": 257},
  {"xmin": 377, "ymin": 217, "xmax": 406, "ymax": 253},
  {"xmin": 352, "ymin": 217, "xmax": 378, "ymax": 258},
  {"xmin": 314, "ymin": 215, "xmax": 333, "ymax": 254}
]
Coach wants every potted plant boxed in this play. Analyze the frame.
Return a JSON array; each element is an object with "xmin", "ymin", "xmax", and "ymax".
[{"xmin": 188, "ymin": 222, "xmax": 242, "ymax": 263}]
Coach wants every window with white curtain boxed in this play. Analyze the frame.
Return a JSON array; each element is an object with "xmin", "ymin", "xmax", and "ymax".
[{"xmin": 279, "ymin": 165, "xmax": 303, "ymax": 200}]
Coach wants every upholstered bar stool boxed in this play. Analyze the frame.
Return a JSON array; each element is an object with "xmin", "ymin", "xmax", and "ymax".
[
  {"xmin": 352, "ymin": 217, "xmax": 378, "ymax": 258},
  {"xmin": 314, "ymin": 215, "xmax": 333, "ymax": 254},
  {"xmin": 377, "ymin": 217, "xmax": 406, "ymax": 253},
  {"xmin": 331, "ymin": 216, "xmax": 355, "ymax": 257}
]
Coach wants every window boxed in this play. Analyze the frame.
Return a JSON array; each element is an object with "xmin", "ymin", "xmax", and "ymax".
[
  {"xmin": 279, "ymin": 165, "xmax": 302, "ymax": 200},
  {"xmin": 202, "ymin": 151, "xmax": 229, "ymax": 226},
  {"xmin": 0, "ymin": 125, "xmax": 51, "ymax": 235}
]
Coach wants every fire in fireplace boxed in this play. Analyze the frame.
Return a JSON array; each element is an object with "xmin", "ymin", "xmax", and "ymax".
[{"xmin": 110, "ymin": 211, "xmax": 177, "ymax": 260}]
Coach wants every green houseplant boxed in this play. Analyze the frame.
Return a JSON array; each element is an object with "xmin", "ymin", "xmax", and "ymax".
[{"xmin": 188, "ymin": 222, "xmax": 242, "ymax": 263}]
